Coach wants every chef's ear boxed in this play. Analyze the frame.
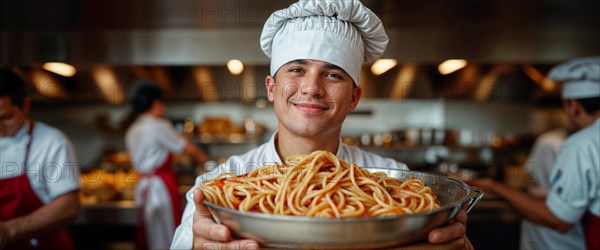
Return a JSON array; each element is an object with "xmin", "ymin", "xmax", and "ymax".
[
  {"xmin": 265, "ymin": 75, "xmax": 276, "ymax": 102},
  {"xmin": 563, "ymin": 99, "xmax": 581, "ymax": 117},
  {"xmin": 348, "ymin": 86, "xmax": 362, "ymax": 113},
  {"xmin": 22, "ymin": 96, "xmax": 31, "ymax": 115}
]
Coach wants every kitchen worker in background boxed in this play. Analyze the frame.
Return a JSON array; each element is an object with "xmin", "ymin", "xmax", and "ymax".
[
  {"xmin": 469, "ymin": 56, "xmax": 600, "ymax": 249},
  {"xmin": 171, "ymin": 0, "xmax": 472, "ymax": 249},
  {"xmin": 468, "ymin": 128, "xmax": 585, "ymax": 249},
  {"xmin": 520, "ymin": 127, "xmax": 585, "ymax": 249},
  {"xmin": 125, "ymin": 81, "xmax": 210, "ymax": 250},
  {"xmin": 0, "ymin": 69, "xmax": 81, "ymax": 249}
]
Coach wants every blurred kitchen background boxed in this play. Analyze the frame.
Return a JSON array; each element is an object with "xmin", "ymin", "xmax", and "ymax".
[{"xmin": 1, "ymin": 0, "xmax": 599, "ymax": 249}]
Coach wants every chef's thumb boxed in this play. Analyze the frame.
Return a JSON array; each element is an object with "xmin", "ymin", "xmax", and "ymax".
[
  {"xmin": 192, "ymin": 188, "xmax": 231, "ymax": 242},
  {"xmin": 194, "ymin": 187, "xmax": 204, "ymax": 204},
  {"xmin": 193, "ymin": 188, "xmax": 211, "ymax": 217}
]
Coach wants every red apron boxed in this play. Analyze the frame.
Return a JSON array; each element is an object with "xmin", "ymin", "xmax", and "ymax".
[
  {"xmin": 0, "ymin": 121, "xmax": 75, "ymax": 250},
  {"xmin": 136, "ymin": 153, "xmax": 182, "ymax": 250},
  {"xmin": 583, "ymin": 212, "xmax": 600, "ymax": 250}
]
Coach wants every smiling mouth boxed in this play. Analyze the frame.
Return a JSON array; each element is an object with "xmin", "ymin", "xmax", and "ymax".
[{"xmin": 293, "ymin": 103, "xmax": 329, "ymax": 113}]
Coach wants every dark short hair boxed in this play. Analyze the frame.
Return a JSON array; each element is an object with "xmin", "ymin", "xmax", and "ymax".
[
  {"xmin": 130, "ymin": 81, "xmax": 164, "ymax": 114},
  {"xmin": 0, "ymin": 69, "xmax": 27, "ymax": 109},
  {"xmin": 576, "ymin": 97, "xmax": 600, "ymax": 115}
]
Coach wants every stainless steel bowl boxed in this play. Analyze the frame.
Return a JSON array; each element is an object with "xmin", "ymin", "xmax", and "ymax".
[{"xmin": 203, "ymin": 168, "xmax": 483, "ymax": 249}]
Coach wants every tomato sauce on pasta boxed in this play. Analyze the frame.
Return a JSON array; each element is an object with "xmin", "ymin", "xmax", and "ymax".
[{"xmin": 201, "ymin": 150, "xmax": 440, "ymax": 218}]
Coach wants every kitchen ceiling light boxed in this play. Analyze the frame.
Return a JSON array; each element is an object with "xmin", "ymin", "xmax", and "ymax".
[
  {"xmin": 390, "ymin": 64, "xmax": 418, "ymax": 99},
  {"xmin": 92, "ymin": 65, "xmax": 125, "ymax": 104},
  {"xmin": 522, "ymin": 65, "xmax": 556, "ymax": 92},
  {"xmin": 31, "ymin": 69, "xmax": 65, "ymax": 98},
  {"xmin": 193, "ymin": 66, "xmax": 219, "ymax": 102},
  {"xmin": 42, "ymin": 62, "xmax": 77, "ymax": 77},
  {"xmin": 438, "ymin": 59, "xmax": 467, "ymax": 75},
  {"xmin": 227, "ymin": 59, "xmax": 244, "ymax": 75},
  {"xmin": 371, "ymin": 59, "xmax": 397, "ymax": 75}
]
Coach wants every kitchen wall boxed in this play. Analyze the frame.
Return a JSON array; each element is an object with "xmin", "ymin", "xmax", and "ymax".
[{"xmin": 29, "ymin": 99, "xmax": 542, "ymax": 167}]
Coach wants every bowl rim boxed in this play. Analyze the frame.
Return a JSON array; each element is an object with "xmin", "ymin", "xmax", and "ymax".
[{"xmin": 202, "ymin": 168, "xmax": 472, "ymax": 223}]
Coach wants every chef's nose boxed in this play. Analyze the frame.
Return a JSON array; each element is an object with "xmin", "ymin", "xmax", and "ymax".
[{"xmin": 300, "ymin": 73, "xmax": 324, "ymax": 97}]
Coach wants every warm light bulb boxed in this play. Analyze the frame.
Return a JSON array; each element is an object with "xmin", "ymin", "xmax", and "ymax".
[
  {"xmin": 541, "ymin": 78, "xmax": 556, "ymax": 92},
  {"xmin": 31, "ymin": 69, "xmax": 64, "ymax": 98},
  {"xmin": 92, "ymin": 65, "xmax": 124, "ymax": 104},
  {"xmin": 42, "ymin": 62, "xmax": 76, "ymax": 77},
  {"xmin": 227, "ymin": 59, "xmax": 244, "ymax": 75},
  {"xmin": 371, "ymin": 59, "xmax": 398, "ymax": 75},
  {"xmin": 438, "ymin": 59, "xmax": 467, "ymax": 75}
]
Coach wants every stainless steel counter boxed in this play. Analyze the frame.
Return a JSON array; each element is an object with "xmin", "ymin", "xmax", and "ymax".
[{"xmin": 76, "ymin": 200, "xmax": 136, "ymax": 226}]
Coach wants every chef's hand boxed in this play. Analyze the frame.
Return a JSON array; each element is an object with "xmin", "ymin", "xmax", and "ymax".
[
  {"xmin": 192, "ymin": 188, "xmax": 259, "ymax": 250},
  {"xmin": 0, "ymin": 221, "xmax": 9, "ymax": 250},
  {"xmin": 427, "ymin": 210, "xmax": 474, "ymax": 250}
]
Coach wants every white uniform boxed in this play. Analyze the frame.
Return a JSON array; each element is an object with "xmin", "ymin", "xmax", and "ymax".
[
  {"xmin": 170, "ymin": 132, "xmax": 408, "ymax": 249},
  {"xmin": 520, "ymin": 129, "xmax": 585, "ymax": 250},
  {"xmin": 126, "ymin": 114, "xmax": 186, "ymax": 249},
  {"xmin": 125, "ymin": 114, "xmax": 186, "ymax": 173},
  {"xmin": 546, "ymin": 118, "xmax": 600, "ymax": 246},
  {"xmin": 0, "ymin": 121, "xmax": 80, "ymax": 203}
]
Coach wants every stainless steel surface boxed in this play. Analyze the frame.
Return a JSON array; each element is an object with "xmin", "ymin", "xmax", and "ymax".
[
  {"xmin": 466, "ymin": 188, "xmax": 484, "ymax": 213},
  {"xmin": 2, "ymin": 0, "xmax": 599, "ymax": 64},
  {"xmin": 204, "ymin": 169, "xmax": 479, "ymax": 249},
  {"xmin": 76, "ymin": 201, "xmax": 136, "ymax": 226}
]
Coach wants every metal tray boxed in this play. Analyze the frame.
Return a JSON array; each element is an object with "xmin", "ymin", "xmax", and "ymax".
[{"xmin": 204, "ymin": 168, "xmax": 483, "ymax": 249}]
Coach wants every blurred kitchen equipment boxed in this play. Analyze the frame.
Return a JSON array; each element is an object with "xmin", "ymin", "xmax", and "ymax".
[
  {"xmin": 391, "ymin": 128, "xmax": 457, "ymax": 147},
  {"xmin": 80, "ymin": 151, "xmax": 139, "ymax": 203},
  {"xmin": 503, "ymin": 165, "xmax": 532, "ymax": 190},
  {"xmin": 80, "ymin": 169, "xmax": 139, "ymax": 202},
  {"xmin": 204, "ymin": 168, "xmax": 483, "ymax": 249}
]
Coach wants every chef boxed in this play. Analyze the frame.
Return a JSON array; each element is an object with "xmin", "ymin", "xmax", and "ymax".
[
  {"xmin": 0, "ymin": 69, "xmax": 81, "ymax": 249},
  {"xmin": 467, "ymin": 128, "xmax": 586, "ymax": 250},
  {"xmin": 469, "ymin": 57, "xmax": 600, "ymax": 250},
  {"xmin": 125, "ymin": 81, "xmax": 210, "ymax": 250},
  {"xmin": 545, "ymin": 57, "xmax": 600, "ymax": 249},
  {"xmin": 171, "ymin": 0, "xmax": 471, "ymax": 249}
]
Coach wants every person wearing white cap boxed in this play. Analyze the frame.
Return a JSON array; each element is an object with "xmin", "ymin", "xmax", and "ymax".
[
  {"xmin": 545, "ymin": 56, "xmax": 600, "ymax": 249},
  {"xmin": 469, "ymin": 56, "xmax": 600, "ymax": 250},
  {"xmin": 171, "ymin": 0, "xmax": 472, "ymax": 249},
  {"xmin": 468, "ymin": 128, "xmax": 586, "ymax": 250}
]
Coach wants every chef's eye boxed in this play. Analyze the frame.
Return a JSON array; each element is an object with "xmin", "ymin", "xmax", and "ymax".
[
  {"xmin": 325, "ymin": 73, "xmax": 342, "ymax": 79},
  {"xmin": 289, "ymin": 68, "xmax": 303, "ymax": 73}
]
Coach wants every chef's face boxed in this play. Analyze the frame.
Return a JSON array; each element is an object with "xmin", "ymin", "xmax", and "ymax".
[
  {"xmin": 563, "ymin": 99, "xmax": 591, "ymax": 130},
  {"xmin": 0, "ymin": 97, "xmax": 28, "ymax": 137},
  {"xmin": 266, "ymin": 59, "xmax": 361, "ymax": 138}
]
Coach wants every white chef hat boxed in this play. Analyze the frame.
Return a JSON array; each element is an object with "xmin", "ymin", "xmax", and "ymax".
[
  {"xmin": 548, "ymin": 56, "xmax": 600, "ymax": 99},
  {"xmin": 260, "ymin": 0, "xmax": 389, "ymax": 86}
]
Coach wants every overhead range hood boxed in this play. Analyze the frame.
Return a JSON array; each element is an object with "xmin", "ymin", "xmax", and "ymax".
[
  {"xmin": 0, "ymin": 0, "xmax": 596, "ymax": 104},
  {"xmin": 1, "ymin": 0, "xmax": 598, "ymax": 65}
]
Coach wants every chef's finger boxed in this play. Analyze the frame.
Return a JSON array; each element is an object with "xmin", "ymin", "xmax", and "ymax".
[
  {"xmin": 194, "ymin": 217, "xmax": 231, "ymax": 242},
  {"xmin": 193, "ymin": 188, "xmax": 212, "ymax": 217},
  {"xmin": 194, "ymin": 238, "xmax": 259, "ymax": 250},
  {"xmin": 192, "ymin": 188, "xmax": 231, "ymax": 242},
  {"xmin": 455, "ymin": 210, "xmax": 468, "ymax": 228},
  {"xmin": 427, "ymin": 220, "xmax": 466, "ymax": 244}
]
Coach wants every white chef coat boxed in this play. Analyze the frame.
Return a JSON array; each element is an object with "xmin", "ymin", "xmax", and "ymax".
[
  {"xmin": 125, "ymin": 114, "xmax": 186, "ymax": 173},
  {"xmin": 126, "ymin": 114, "xmax": 187, "ymax": 249},
  {"xmin": 0, "ymin": 121, "xmax": 80, "ymax": 204},
  {"xmin": 520, "ymin": 129, "xmax": 585, "ymax": 249},
  {"xmin": 546, "ymin": 118, "xmax": 600, "ymax": 237},
  {"xmin": 170, "ymin": 132, "xmax": 408, "ymax": 249}
]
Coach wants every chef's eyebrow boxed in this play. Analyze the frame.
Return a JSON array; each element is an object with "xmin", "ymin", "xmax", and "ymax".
[
  {"xmin": 284, "ymin": 59, "xmax": 308, "ymax": 66},
  {"xmin": 283, "ymin": 60, "xmax": 344, "ymax": 71},
  {"xmin": 323, "ymin": 63, "xmax": 344, "ymax": 71}
]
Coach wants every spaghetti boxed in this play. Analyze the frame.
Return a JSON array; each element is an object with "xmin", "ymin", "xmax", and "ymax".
[{"xmin": 201, "ymin": 150, "xmax": 440, "ymax": 218}]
